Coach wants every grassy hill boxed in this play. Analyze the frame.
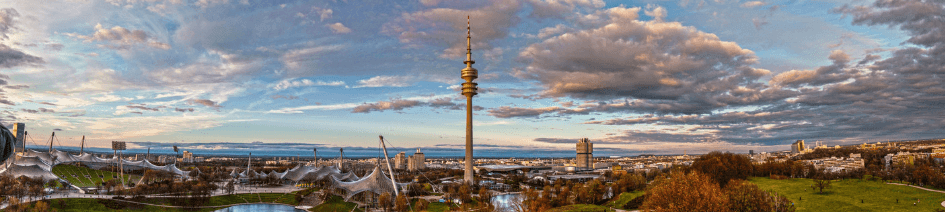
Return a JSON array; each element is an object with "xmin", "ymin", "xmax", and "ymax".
[
  {"xmin": 51, "ymin": 164, "xmax": 141, "ymax": 187},
  {"xmin": 750, "ymin": 177, "xmax": 945, "ymax": 212}
]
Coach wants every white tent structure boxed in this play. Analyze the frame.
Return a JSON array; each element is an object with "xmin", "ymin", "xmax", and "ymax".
[
  {"xmin": 0, "ymin": 149, "xmax": 195, "ymax": 186},
  {"xmin": 331, "ymin": 166, "xmax": 409, "ymax": 201}
]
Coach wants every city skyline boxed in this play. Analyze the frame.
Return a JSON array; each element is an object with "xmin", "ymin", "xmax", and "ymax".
[{"xmin": 0, "ymin": 0, "xmax": 943, "ymax": 156}]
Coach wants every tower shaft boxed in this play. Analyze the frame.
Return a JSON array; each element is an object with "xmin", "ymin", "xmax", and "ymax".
[{"xmin": 461, "ymin": 15, "xmax": 478, "ymax": 184}]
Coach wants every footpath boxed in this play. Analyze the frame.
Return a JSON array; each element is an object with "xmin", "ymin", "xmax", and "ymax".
[{"xmin": 885, "ymin": 182, "xmax": 945, "ymax": 208}]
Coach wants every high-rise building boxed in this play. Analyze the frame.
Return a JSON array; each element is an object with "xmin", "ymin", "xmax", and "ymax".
[
  {"xmin": 394, "ymin": 152, "xmax": 407, "ymax": 170},
  {"xmin": 183, "ymin": 151, "xmax": 193, "ymax": 162},
  {"xmin": 408, "ymin": 148, "xmax": 425, "ymax": 171},
  {"xmin": 576, "ymin": 138, "xmax": 593, "ymax": 169},
  {"xmin": 12, "ymin": 123, "xmax": 24, "ymax": 152},
  {"xmin": 791, "ymin": 140, "xmax": 806, "ymax": 154}
]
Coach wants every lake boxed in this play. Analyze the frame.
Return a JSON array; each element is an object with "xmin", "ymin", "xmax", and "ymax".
[{"xmin": 213, "ymin": 203, "xmax": 307, "ymax": 212}]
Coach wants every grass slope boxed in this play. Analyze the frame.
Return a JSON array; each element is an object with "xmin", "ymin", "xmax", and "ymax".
[
  {"xmin": 548, "ymin": 204, "xmax": 615, "ymax": 212},
  {"xmin": 51, "ymin": 164, "xmax": 141, "ymax": 187},
  {"xmin": 309, "ymin": 195, "xmax": 363, "ymax": 212},
  {"xmin": 750, "ymin": 177, "xmax": 945, "ymax": 212},
  {"xmin": 44, "ymin": 198, "xmax": 224, "ymax": 212},
  {"xmin": 603, "ymin": 191, "xmax": 645, "ymax": 209},
  {"xmin": 44, "ymin": 193, "xmax": 297, "ymax": 211}
]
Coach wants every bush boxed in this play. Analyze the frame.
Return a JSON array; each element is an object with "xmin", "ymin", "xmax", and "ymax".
[
  {"xmin": 622, "ymin": 194, "xmax": 646, "ymax": 209},
  {"xmin": 770, "ymin": 174, "xmax": 788, "ymax": 180},
  {"xmin": 415, "ymin": 198, "xmax": 430, "ymax": 211}
]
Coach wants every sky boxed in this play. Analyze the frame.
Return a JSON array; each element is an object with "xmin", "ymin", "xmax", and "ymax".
[{"xmin": 0, "ymin": 0, "xmax": 943, "ymax": 156}]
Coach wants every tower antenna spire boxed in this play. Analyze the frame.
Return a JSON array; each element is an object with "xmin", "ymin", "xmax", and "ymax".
[{"xmin": 466, "ymin": 15, "xmax": 472, "ymax": 63}]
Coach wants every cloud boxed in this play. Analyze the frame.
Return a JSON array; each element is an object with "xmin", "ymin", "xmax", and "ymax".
[
  {"xmin": 21, "ymin": 108, "xmax": 55, "ymax": 113},
  {"xmin": 188, "ymin": 99, "xmax": 223, "ymax": 109},
  {"xmin": 352, "ymin": 99, "xmax": 422, "ymax": 113},
  {"xmin": 125, "ymin": 105, "xmax": 160, "ymax": 111},
  {"xmin": 769, "ymin": 50, "xmax": 855, "ymax": 87},
  {"xmin": 0, "ymin": 8, "xmax": 19, "ymax": 39},
  {"xmin": 174, "ymin": 108, "xmax": 195, "ymax": 112},
  {"xmin": 195, "ymin": 0, "xmax": 231, "ymax": 9},
  {"xmin": 741, "ymin": 1, "xmax": 766, "ymax": 8},
  {"xmin": 146, "ymin": 51, "xmax": 266, "ymax": 85},
  {"xmin": 487, "ymin": 106, "xmax": 563, "ymax": 118},
  {"xmin": 752, "ymin": 18, "xmax": 769, "ymax": 30},
  {"xmin": 0, "ymin": 44, "xmax": 44, "ymax": 68},
  {"xmin": 270, "ymin": 95, "xmax": 299, "ymax": 100},
  {"xmin": 354, "ymin": 76, "xmax": 415, "ymax": 88},
  {"xmin": 280, "ymin": 45, "xmax": 345, "ymax": 76},
  {"xmin": 68, "ymin": 23, "xmax": 170, "ymax": 50},
  {"xmin": 515, "ymin": 5, "xmax": 785, "ymax": 114},
  {"xmin": 267, "ymin": 103, "xmax": 360, "ymax": 114},
  {"xmin": 532, "ymin": 137, "xmax": 581, "ymax": 144},
  {"xmin": 313, "ymin": 7, "xmax": 333, "ymax": 21},
  {"xmin": 271, "ymin": 96, "xmax": 485, "ymax": 114},
  {"xmin": 327, "ymin": 23, "xmax": 351, "ymax": 34},
  {"xmin": 382, "ymin": 0, "xmax": 522, "ymax": 58},
  {"xmin": 5, "ymin": 85, "xmax": 28, "ymax": 89},
  {"xmin": 272, "ymin": 78, "xmax": 346, "ymax": 90},
  {"xmin": 524, "ymin": 0, "xmax": 605, "ymax": 19}
]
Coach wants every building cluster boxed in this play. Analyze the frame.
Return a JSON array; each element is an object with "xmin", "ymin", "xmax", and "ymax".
[
  {"xmin": 802, "ymin": 153, "xmax": 865, "ymax": 173},
  {"xmin": 883, "ymin": 151, "xmax": 935, "ymax": 170},
  {"xmin": 392, "ymin": 149, "xmax": 426, "ymax": 171}
]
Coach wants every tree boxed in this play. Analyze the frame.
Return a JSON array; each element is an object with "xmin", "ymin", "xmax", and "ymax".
[
  {"xmin": 811, "ymin": 169, "xmax": 833, "ymax": 194},
  {"xmin": 691, "ymin": 151, "xmax": 752, "ymax": 187},
  {"xmin": 457, "ymin": 183, "xmax": 473, "ymax": 207},
  {"xmin": 813, "ymin": 178, "xmax": 831, "ymax": 194},
  {"xmin": 725, "ymin": 180, "xmax": 795, "ymax": 212},
  {"xmin": 641, "ymin": 171, "xmax": 729, "ymax": 212},
  {"xmin": 394, "ymin": 194, "xmax": 410, "ymax": 212},
  {"xmin": 478, "ymin": 186, "xmax": 494, "ymax": 210},
  {"xmin": 378, "ymin": 192, "xmax": 392, "ymax": 212}
]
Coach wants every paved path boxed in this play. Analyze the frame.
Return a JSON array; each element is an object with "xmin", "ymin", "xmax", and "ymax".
[
  {"xmin": 886, "ymin": 182, "xmax": 945, "ymax": 194},
  {"xmin": 885, "ymin": 182, "xmax": 945, "ymax": 208}
]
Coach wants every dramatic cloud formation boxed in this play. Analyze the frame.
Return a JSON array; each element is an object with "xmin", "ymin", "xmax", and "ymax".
[
  {"xmin": 0, "ymin": 0, "xmax": 941, "ymax": 153},
  {"xmin": 515, "ymin": 5, "xmax": 784, "ymax": 114}
]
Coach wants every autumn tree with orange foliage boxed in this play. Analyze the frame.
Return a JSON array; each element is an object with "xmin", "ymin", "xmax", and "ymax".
[
  {"xmin": 691, "ymin": 151, "xmax": 753, "ymax": 187},
  {"xmin": 643, "ymin": 171, "xmax": 795, "ymax": 212},
  {"xmin": 642, "ymin": 171, "xmax": 730, "ymax": 212}
]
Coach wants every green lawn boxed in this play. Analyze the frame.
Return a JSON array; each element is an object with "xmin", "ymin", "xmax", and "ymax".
[
  {"xmin": 424, "ymin": 201, "xmax": 451, "ymax": 212},
  {"xmin": 750, "ymin": 177, "xmax": 945, "ymax": 212},
  {"xmin": 603, "ymin": 191, "xmax": 645, "ymax": 209},
  {"xmin": 309, "ymin": 195, "xmax": 363, "ymax": 212},
  {"xmin": 51, "ymin": 164, "xmax": 141, "ymax": 187},
  {"xmin": 548, "ymin": 204, "xmax": 615, "ymax": 212},
  {"xmin": 42, "ymin": 198, "xmax": 225, "ymax": 212}
]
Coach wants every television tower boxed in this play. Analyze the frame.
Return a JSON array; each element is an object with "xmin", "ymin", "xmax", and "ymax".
[{"xmin": 461, "ymin": 15, "xmax": 479, "ymax": 184}]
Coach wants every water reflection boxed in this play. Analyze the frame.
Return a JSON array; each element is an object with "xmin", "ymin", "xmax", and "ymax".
[
  {"xmin": 492, "ymin": 193, "xmax": 521, "ymax": 211},
  {"xmin": 213, "ymin": 204, "xmax": 306, "ymax": 212}
]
